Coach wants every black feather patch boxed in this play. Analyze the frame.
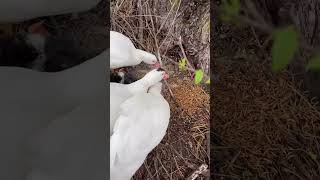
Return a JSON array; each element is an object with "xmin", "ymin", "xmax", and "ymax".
[{"xmin": 156, "ymin": 68, "xmax": 165, "ymax": 71}]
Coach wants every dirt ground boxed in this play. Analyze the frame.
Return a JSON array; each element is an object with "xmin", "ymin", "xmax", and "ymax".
[
  {"xmin": 111, "ymin": 0, "xmax": 210, "ymax": 179},
  {"xmin": 213, "ymin": 6, "xmax": 320, "ymax": 180}
]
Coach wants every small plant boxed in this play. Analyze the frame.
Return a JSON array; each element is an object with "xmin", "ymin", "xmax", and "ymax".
[
  {"xmin": 271, "ymin": 26, "xmax": 299, "ymax": 72},
  {"xmin": 221, "ymin": 0, "xmax": 240, "ymax": 22},
  {"xmin": 221, "ymin": 0, "xmax": 320, "ymax": 72},
  {"xmin": 194, "ymin": 69, "xmax": 204, "ymax": 85},
  {"xmin": 178, "ymin": 58, "xmax": 187, "ymax": 71},
  {"xmin": 178, "ymin": 57, "xmax": 209, "ymax": 85}
]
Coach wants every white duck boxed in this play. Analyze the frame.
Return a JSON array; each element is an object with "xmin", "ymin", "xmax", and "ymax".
[
  {"xmin": 110, "ymin": 68, "xmax": 169, "ymax": 135},
  {"xmin": 0, "ymin": 49, "xmax": 107, "ymax": 180},
  {"xmin": 110, "ymin": 82, "xmax": 170, "ymax": 180},
  {"xmin": 0, "ymin": 0, "xmax": 101, "ymax": 23},
  {"xmin": 110, "ymin": 31, "xmax": 160, "ymax": 69}
]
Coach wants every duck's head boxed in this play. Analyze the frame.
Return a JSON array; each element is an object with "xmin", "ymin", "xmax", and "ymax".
[
  {"xmin": 143, "ymin": 57, "xmax": 160, "ymax": 69},
  {"xmin": 144, "ymin": 68, "xmax": 169, "ymax": 84},
  {"xmin": 136, "ymin": 49, "xmax": 161, "ymax": 69}
]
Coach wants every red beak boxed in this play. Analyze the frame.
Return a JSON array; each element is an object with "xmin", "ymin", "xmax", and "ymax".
[
  {"xmin": 163, "ymin": 73, "xmax": 169, "ymax": 80},
  {"xmin": 151, "ymin": 62, "xmax": 161, "ymax": 69}
]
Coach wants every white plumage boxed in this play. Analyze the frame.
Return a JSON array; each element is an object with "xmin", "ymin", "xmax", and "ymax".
[
  {"xmin": 110, "ymin": 82, "xmax": 170, "ymax": 180},
  {"xmin": 110, "ymin": 68, "xmax": 168, "ymax": 135},
  {"xmin": 110, "ymin": 31, "xmax": 159, "ymax": 69}
]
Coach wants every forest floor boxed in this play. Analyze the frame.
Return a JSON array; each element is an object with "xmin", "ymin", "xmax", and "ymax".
[
  {"xmin": 213, "ymin": 6, "xmax": 320, "ymax": 180},
  {"xmin": 111, "ymin": 0, "xmax": 210, "ymax": 179}
]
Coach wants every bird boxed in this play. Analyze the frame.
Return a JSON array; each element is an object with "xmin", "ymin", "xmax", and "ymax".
[
  {"xmin": 110, "ymin": 82, "xmax": 170, "ymax": 180},
  {"xmin": 110, "ymin": 31, "xmax": 160, "ymax": 69},
  {"xmin": 110, "ymin": 68, "xmax": 169, "ymax": 135},
  {"xmin": 0, "ymin": 0, "xmax": 101, "ymax": 23},
  {"xmin": 0, "ymin": 48, "xmax": 107, "ymax": 180}
]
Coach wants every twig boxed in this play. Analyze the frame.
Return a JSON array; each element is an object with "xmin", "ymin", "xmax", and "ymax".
[
  {"xmin": 143, "ymin": 162, "xmax": 153, "ymax": 179},
  {"xmin": 159, "ymin": 0, "xmax": 182, "ymax": 49},
  {"xmin": 137, "ymin": 0, "xmax": 144, "ymax": 43},
  {"xmin": 156, "ymin": 154, "xmax": 171, "ymax": 179},
  {"xmin": 164, "ymin": 80, "xmax": 174, "ymax": 97},
  {"xmin": 178, "ymin": 36, "xmax": 194, "ymax": 70},
  {"xmin": 186, "ymin": 164, "xmax": 209, "ymax": 180},
  {"xmin": 173, "ymin": 156, "xmax": 184, "ymax": 177}
]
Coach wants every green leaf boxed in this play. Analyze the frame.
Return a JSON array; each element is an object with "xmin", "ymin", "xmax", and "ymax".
[
  {"xmin": 308, "ymin": 151, "xmax": 317, "ymax": 161},
  {"xmin": 307, "ymin": 54, "xmax": 320, "ymax": 70},
  {"xmin": 194, "ymin": 70, "xmax": 204, "ymax": 84},
  {"xmin": 221, "ymin": 0, "xmax": 240, "ymax": 22},
  {"xmin": 178, "ymin": 58, "xmax": 187, "ymax": 71},
  {"xmin": 205, "ymin": 79, "xmax": 210, "ymax": 84},
  {"xmin": 271, "ymin": 26, "xmax": 299, "ymax": 72}
]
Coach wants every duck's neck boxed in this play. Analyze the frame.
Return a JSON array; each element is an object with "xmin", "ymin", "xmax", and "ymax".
[
  {"xmin": 127, "ymin": 78, "xmax": 153, "ymax": 94},
  {"xmin": 55, "ymin": 50, "xmax": 108, "ymax": 103}
]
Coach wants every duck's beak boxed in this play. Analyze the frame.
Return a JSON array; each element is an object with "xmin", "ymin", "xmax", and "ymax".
[
  {"xmin": 151, "ymin": 61, "xmax": 161, "ymax": 69},
  {"xmin": 163, "ymin": 72, "xmax": 169, "ymax": 80}
]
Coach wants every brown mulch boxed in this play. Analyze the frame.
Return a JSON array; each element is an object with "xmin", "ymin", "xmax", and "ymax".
[{"xmin": 132, "ymin": 74, "xmax": 210, "ymax": 180}]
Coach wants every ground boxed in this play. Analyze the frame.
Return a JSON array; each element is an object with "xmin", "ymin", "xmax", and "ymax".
[
  {"xmin": 111, "ymin": 0, "xmax": 210, "ymax": 179},
  {"xmin": 213, "ymin": 7, "xmax": 320, "ymax": 180}
]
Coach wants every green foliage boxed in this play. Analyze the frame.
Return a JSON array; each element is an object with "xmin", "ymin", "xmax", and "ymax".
[
  {"xmin": 307, "ymin": 54, "xmax": 320, "ymax": 70},
  {"xmin": 308, "ymin": 151, "xmax": 317, "ymax": 161},
  {"xmin": 178, "ymin": 58, "xmax": 187, "ymax": 71},
  {"xmin": 271, "ymin": 26, "xmax": 299, "ymax": 72},
  {"xmin": 221, "ymin": 0, "xmax": 240, "ymax": 22},
  {"xmin": 194, "ymin": 69, "xmax": 204, "ymax": 84}
]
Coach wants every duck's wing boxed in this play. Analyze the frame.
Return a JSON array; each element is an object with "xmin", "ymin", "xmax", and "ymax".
[
  {"xmin": 112, "ymin": 94, "xmax": 170, "ymax": 158},
  {"xmin": 110, "ymin": 115, "xmax": 130, "ymax": 166},
  {"xmin": 110, "ymin": 31, "xmax": 136, "ymax": 69},
  {"xmin": 110, "ymin": 83, "xmax": 133, "ymax": 134}
]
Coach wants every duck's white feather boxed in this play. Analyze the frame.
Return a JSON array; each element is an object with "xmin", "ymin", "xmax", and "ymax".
[
  {"xmin": 110, "ymin": 83, "xmax": 170, "ymax": 180},
  {"xmin": 110, "ymin": 69, "xmax": 165, "ymax": 135},
  {"xmin": 110, "ymin": 31, "xmax": 157, "ymax": 69}
]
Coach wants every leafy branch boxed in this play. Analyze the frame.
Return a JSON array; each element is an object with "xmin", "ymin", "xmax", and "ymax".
[{"xmin": 221, "ymin": 0, "xmax": 320, "ymax": 72}]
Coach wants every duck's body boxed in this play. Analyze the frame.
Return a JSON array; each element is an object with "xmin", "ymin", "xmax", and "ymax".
[
  {"xmin": 0, "ymin": 49, "xmax": 107, "ymax": 179},
  {"xmin": 110, "ymin": 31, "xmax": 159, "ymax": 69},
  {"xmin": 110, "ymin": 83, "xmax": 170, "ymax": 180},
  {"xmin": 0, "ymin": 0, "xmax": 101, "ymax": 23},
  {"xmin": 110, "ymin": 68, "xmax": 168, "ymax": 135}
]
